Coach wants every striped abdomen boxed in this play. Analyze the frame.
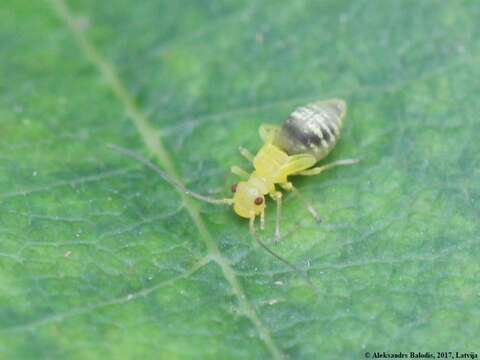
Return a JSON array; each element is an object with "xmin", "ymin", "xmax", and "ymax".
[{"xmin": 274, "ymin": 99, "xmax": 346, "ymax": 161}]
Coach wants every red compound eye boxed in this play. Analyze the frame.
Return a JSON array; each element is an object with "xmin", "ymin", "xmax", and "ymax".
[
  {"xmin": 254, "ymin": 197, "xmax": 263, "ymax": 205},
  {"xmin": 231, "ymin": 183, "xmax": 238, "ymax": 193}
]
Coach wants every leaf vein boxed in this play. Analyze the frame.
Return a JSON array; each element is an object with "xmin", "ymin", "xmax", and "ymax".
[
  {"xmin": 0, "ymin": 167, "xmax": 133, "ymax": 200},
  {"xmin": 3, "ymin": 255, "xmax": 211, "ymax": 333},
  {"xmin": 48, "ymin": 1, "xmax": 284, "ymax": 358}
]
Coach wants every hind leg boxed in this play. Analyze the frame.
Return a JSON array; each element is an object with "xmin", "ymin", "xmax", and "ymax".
[
  {"xmin": 280, "ymin": 182, "xmax": 321, "ymax": 223},
  {"xmin": 297, "ymin": 159, "xmax": 359, "ymax": 176}
]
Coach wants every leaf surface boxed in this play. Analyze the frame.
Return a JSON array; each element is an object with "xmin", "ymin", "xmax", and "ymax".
[{"xmin": 1, "ymin": 0, "xmax": 479, "ymax": 358}]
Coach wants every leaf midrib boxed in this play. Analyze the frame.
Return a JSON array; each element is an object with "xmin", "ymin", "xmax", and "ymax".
[{"xmin": 48, "ymin": 0, "xmax": 284, "ymax": 358}]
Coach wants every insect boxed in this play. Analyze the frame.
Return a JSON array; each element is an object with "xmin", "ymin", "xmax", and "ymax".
[
  {"xmin": 111, "ymin": 99, "xmax": 358, "ymax": 241},
  {"xmin": 228, "ymin": 99, "xmax": 359, "ymax": 239}
]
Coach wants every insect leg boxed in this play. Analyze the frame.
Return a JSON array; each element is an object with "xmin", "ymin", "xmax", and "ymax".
[
  {"xmin": 297, "ymin": 158, "xmax": 360, "ymax": 176},
  {"xmin": 259, "ymin": 124, "xmax": 281, "ymax": 144},
  {"xmin": 269, "ymin": 191, "xmax": 283, "ymax": 241},
  {"xmin": 251, "ymin": 231, "xmax": 318, "ymax": 293},
  {"xmin": 230, "ymin": 165, "xmax": 249, "ymax": 179},
  {"xmin": 280, "ymin": 182, "xmax": 321, "ymax": 223},
  {"xmin": 260, "ymin": 208, "xmax": 265, "ymax": 230},
  {"xmin": 249, "ymin": 215, "xmax": 256, "ymax": 235},
  {"xmin": 238, "ymin": 146, "xmax": 255, "ymax": 162}
]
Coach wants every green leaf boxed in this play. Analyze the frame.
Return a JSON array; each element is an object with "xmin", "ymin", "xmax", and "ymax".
[{"xmin": 1, "ymin": 0, "xmax": 479, "ymax": 358}]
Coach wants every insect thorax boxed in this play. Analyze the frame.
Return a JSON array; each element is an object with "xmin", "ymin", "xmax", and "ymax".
[{"xmin": 252, "ymin": 144, "xmax": 289, "ymax": 186}]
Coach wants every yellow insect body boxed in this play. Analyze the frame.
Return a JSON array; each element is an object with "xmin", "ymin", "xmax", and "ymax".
[
  {"xmin": 110, "ymin": 99, "xmax": 358, "ymax": 241},
  {"xmin": 233, "ymin": 143, "xmax": 314, "ymax": 219},
  {"xmin": 253, "ymin": 144, "xmax": 290, "ymax": 184},
  {"xmin": 228, "ymin": 99, "xmax": 359, "ymax": 239}
]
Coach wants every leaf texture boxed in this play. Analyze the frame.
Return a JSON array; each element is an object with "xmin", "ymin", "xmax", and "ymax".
[{"xmin": 1, "ymin": 0, "xmax": 479, "ymax": 359}]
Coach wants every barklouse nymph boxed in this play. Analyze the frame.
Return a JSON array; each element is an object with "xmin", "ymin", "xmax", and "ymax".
[{"xmin": 111, "ymin": 99, "xmax": 359, "ymax": 240}]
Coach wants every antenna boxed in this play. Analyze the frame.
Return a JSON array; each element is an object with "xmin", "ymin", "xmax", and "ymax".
[
  {"xmin": 108, "ymin": 144, "xmax": 233, "ymax": 205},
  {"xmin": 251, "ymin": 229, "xmax": 317, "ymax": 292},
  {"xmin": 109, "ymin": 143, "xmax": 318, "ymax": 292}
]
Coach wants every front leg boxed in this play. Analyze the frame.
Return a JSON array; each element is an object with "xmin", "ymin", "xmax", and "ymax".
[
  {"xmin": 238, "ymin": 146, "xmax": 255, "ymax": 162},
  {"xmin": 269, "ymin": 190, "xmax": 283, "ymax": 241},
  {"xmin": 230, "ymin": 165, "xmax": 249, "ymax": 179}
]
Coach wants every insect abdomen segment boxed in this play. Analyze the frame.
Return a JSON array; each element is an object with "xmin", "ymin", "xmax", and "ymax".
[{"xmin": 274, "ymin": 99, "xmax": 346, "ymax": 161}]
